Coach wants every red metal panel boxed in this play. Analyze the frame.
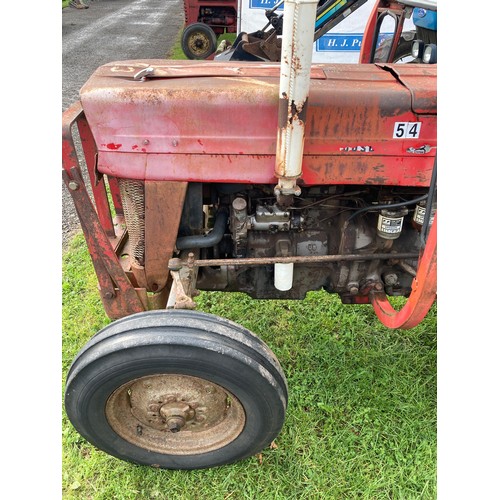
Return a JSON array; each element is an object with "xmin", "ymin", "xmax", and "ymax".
[
  {"xmin": 96, "ymin": 151, "xmax": 434, "ymax": 187},
  {"xmin": 144, "ymin": 181, "xmax": 188, "ymax": 292},
  {"xmin": 380, "ymin": 64, "xmax": 437, "ymax": 114},
  {"xmin": 80, "ymin": 60, "xmax": 436, "ymax": 187}
]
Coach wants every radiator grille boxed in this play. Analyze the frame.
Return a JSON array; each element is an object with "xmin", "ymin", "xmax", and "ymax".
[{"xmin": 118, "ymin": 179, "xmax": 145, "ymax": 266}]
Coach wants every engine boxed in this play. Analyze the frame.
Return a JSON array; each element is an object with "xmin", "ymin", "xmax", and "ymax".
[{"xmin": 181, "ymin": 182, "xmax": 434, "ymax": 303}]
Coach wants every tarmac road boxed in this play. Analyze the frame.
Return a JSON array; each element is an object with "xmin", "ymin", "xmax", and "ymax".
[{"xmin": 62, "ymin": 0, "xmax": 185, "ymax": 249}]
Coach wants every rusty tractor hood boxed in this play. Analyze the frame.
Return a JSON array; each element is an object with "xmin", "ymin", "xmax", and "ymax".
[{"xmin": 79, "ymin": 59, "xmax": 436, "ymax": 186}]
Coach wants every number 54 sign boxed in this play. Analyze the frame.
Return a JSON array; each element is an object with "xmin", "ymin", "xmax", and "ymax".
[{"xmin": 393, "ymin": 122, "xmax": 422, "ymax": 138}]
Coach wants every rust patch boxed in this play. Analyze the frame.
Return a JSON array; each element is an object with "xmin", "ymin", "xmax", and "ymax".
[
  {"xmin": 365, "ymin": 176, "xmax": 390, "ymax": 184},
  {"xmin": 290, "ymin": 98, "xmax": 308, "ymax": 123},
  {"xmin": 277, "ymin": 97, "xmax": 289, "ymax": 129},
  {"xmin": 275, "ymin": 127, "xmax": 286, "ymax": 177}
]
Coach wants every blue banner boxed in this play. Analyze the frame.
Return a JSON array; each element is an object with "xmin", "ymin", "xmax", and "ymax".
[
  {"xmin": 249, "ymin": 0, "xmax": 283, "ymax": 10},
  {"xmin": 316, "ymin": 33, "xmax": 364, "ymax": 52}
]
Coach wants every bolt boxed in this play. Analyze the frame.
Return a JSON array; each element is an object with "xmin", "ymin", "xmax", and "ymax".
[
  {"xmin": 104, "ymin": 291, "xmax": 115, "ymax": 299},
  {"xmin": 232, "ymin": 197, "xmax": 247, "ymax": 212},
  {"xmin": 172, "ymin": 140, "xmax": 179, "ymax": 147},
  {"xmin": 166, "ymin": 416, "xmax": 185, "ymax": 433},
  {"xmin": 68, "ymin": 181, "xmax": 79, "ymax": 191},
  {"xmin": 143, "ymin": 139, "xmax": 150, "ymax": 145},
  {"xmin": 168, "ymin": 258, "xmax": 182, "ymax": 271},
  {"xmin": 349, "ymin": 286, "xmax": 359, "ymax": 295},
  {"xmin": 374, "ymin": 282, "xmax": 384, "ymax": 291}
]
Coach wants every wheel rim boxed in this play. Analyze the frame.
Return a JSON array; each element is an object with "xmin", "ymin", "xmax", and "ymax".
[
  {"xmin": 187, "ymin": 32, "xmax": 211, "ymax": 57},
  {"xmin": 105, "ymin": 374, "xmax": 246, "ymax": 455}
]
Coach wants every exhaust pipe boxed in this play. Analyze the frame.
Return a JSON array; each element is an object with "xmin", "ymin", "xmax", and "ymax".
[{"xmin": 274, "ymin": 0, "xmax": 319, "ymax": 207}]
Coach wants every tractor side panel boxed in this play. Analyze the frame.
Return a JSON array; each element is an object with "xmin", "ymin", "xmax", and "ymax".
[{"xmin": 80, "ymin": 60, "xmax": 436, "ymax": 187}]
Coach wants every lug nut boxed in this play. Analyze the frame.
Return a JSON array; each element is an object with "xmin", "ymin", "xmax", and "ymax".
[{"xmin": 166, "ymin": 416, "xmax": 185, "ymax": 433}]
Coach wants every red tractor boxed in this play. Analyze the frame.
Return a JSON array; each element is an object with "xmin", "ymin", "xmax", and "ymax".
[
  {"xmin": 181, "ymin": 0, "xmax": 238, "ymax": 59},
  {"xmin": 63, "ymin": 0, "xmax": 437, "ymax": 470}
]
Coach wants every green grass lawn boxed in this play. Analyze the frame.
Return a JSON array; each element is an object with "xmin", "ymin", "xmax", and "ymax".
[{"xmin": 62, "ymin": 234, "xmax": 437, "ymax": 499}]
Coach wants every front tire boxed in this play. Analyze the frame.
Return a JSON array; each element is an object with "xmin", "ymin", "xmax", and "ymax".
[
  {"xmin": 65, "ymin": 310, "xmax": 287, "ymax": 469},
  {"xmin": 181, "ymin": 23, "xmax": 218, "ymax": 60}
]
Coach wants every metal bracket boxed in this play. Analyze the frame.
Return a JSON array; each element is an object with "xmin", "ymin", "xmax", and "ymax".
[
  {"xmin": 133, "ymin": 67, "xmax": 154, "ymax": 81},
  {"xmin": 167, "ymin": 253, "xmax": 199, "ymax": 309}
]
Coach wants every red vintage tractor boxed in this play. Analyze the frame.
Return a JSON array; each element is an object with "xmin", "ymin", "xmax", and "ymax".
[
  {"xmin": 181, "ymin": 0, "xmax": 238, "ymax": 59},
  {"xmin": 62, "ymin": 0, "xmax": 437, "ymax": 470}
]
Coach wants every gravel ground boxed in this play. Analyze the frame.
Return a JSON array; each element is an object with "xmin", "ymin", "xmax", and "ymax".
[{"xmin": 62, "ymin": 0, "xmax": 185, "ymax": 250}]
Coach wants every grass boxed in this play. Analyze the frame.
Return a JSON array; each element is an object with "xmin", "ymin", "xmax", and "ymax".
[
  {"xmin": 62, "ymin": 33, "xmax": 437, "ymax": 499},
  {"xmin": 63, "ymin": 234, "xmax": 437, "ymax": 499}
]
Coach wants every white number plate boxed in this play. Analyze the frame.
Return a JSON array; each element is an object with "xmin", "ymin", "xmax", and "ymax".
[{"xmin": 393, "ymin": 122, "xmax": 421, "ymax": 139}]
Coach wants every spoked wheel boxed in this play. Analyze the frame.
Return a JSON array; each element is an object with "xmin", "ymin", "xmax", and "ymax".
[
  {"xmin": 65, "ymin": 310, "xmax": 287, "ymax": 469},
  {"xmin": 181, "ymin": 22, "xmax": 217, "ymax": 60}
]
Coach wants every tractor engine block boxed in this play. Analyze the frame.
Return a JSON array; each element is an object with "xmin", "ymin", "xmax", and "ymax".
[{"xmin": 192, "ymin": 183, "xmax": 429, "ymax": 303}]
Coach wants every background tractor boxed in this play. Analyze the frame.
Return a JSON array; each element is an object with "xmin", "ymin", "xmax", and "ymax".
[{"xmin": 181, "ymin": 0, "xmax": 238, "ymax": 59}]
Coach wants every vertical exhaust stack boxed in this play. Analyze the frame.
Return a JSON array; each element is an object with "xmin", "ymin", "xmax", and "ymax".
[
  {"xmin": 274, "ymin": 0, "xmax": 319, "ymax": 208},
  {"xmin": 273, "ymin": 0, "xmax": 319, "ymax": 291}
]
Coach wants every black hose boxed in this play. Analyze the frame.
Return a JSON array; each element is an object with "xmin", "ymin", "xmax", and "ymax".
[
  {"xmin": 176, "ymin": 208, "xmax": 229, "ymax": 251},
  {"xmin": 420, "ymin": 155, "xmax": 437, "ymax": 246},
  {"xmin": 346, "ymin": 194, "xmax": 428, "ymax": 223}
]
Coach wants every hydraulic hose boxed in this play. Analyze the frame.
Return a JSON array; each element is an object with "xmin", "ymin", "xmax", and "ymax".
[
  {"xmin": 175, "ymin": 208, "xmax": 229, "ymax": 251},
  {"xmin": 346, "ymin": 194, "xmax": 428, "ymax": 223}
]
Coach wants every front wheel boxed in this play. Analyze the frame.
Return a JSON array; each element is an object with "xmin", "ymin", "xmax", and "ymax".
[
  {"xmin": 65, "ymin": 310, "xmax": 288, "ymax": 469},
  {"xmin": 181, "ymin": 23, "xmax": 218, "ymax": 60}
]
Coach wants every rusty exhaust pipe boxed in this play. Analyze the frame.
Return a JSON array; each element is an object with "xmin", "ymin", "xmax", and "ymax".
[
  {"xmin": 273, "ymin": 0, "xmax": 319, "ymax": 290},
  {"xmin": 274, "ymin": 0, "xmax": 320, "ymax": 207}
]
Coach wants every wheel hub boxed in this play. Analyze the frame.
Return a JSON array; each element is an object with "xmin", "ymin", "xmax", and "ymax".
[
  {"xmin": 159, "ymin": 402, "xmax": 195, "ymax": 432},
  {"xmin": 105, "ymin": 374, "xmax": 246, "ymax": 455},
  {"xmin": 188, "ymin": 33, "xmax": 209, "ymax": 56}
]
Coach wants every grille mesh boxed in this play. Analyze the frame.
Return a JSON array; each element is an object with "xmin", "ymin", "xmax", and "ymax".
[{"xmin": 118, "ymin": 179, "xmax": 145, "ymax": 266}]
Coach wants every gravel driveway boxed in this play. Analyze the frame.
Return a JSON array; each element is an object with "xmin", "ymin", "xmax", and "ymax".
[{"xmin": 62, "ymin": 0, "xmax": 184, "ymax": 250}]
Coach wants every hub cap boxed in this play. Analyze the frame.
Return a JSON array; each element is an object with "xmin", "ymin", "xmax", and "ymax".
[{"xmin": 105, "ymin": 374, "xmax": 246, "ymax": 455}]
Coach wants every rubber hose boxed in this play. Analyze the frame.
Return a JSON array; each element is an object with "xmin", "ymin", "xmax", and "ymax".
[{"xmin": 176, "ymin": 208, "xmax": 229, "ymax": 250}]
